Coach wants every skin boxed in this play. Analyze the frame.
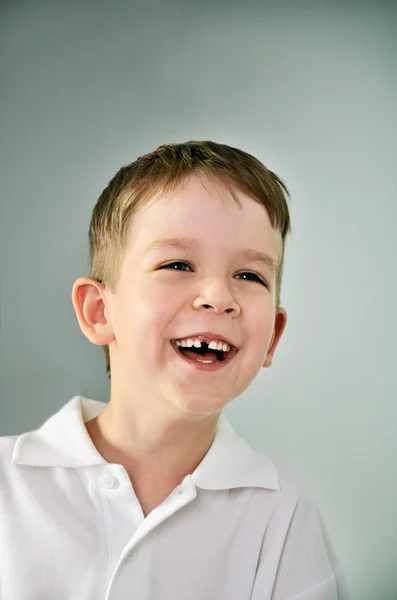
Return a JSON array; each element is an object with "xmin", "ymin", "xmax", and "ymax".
[{"xmin": 72, "ymin": 175, "xmax": 287, "ymax": 515}]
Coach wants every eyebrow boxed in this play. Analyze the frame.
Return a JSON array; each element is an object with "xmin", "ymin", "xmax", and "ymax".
[{"xmin": 145, "ymin": 237, "xmax": 278, "ymax": 273}]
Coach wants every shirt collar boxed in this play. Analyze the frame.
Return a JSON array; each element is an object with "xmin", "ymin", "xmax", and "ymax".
[{"xmin": 12, "ymin": 396, "xmax": 279, "ymax": 491}]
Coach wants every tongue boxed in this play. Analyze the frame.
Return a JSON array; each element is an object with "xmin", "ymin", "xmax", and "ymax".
[{"xmin": 180, "ymin": 349, "xmax": 219, "ymax": 363}]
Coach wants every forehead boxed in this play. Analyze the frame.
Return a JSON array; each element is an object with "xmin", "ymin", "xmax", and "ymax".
[{"xmin": 128, "ymin": 175, "xmax": 282, "ymax": 258}]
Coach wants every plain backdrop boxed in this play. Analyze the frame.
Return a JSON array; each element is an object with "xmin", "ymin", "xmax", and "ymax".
[{"xmin": 0, "ymin": 1, "xmax": 396, "ymax": 599}]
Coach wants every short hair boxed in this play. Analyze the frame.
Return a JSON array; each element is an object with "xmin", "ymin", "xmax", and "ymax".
[{"xmin": 89, "ymin": 140, "xmax": 291, "ymax": 377}]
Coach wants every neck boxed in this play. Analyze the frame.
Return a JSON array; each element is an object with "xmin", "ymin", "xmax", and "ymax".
[{"xmin": 85, "ymin": 394, "xmax": 221, "ymax": 484}]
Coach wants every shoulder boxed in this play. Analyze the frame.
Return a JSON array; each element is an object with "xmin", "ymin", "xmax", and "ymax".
[
  {"xmin": 246, "ymin": 455, "xmax": 325, "ymax": 545},
  {"xmin": 252, "ymin": 460, "xmax": 349, "ymax": 598},
  {"xmin": 271, "ymin": 459, "xmax": 323, "ymax": 530},
  {"xmin": 273, "ymin": 459, "xmax": 306, "ymax": 493},
  {"xmin": 269, "ymin": 458, "xmax": 314, "ymax": 509},
  {"xmin": 230, "ymin": 447, "xmax": 319, "ymax": 534},
  {"xmin": 266, "ymin": 459, "xmax": 341, "ymax": 568}
]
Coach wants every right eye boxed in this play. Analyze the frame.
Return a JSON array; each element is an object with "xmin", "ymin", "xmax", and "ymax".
[{"xmin": 159, "ymin": 261, "xmax": 192, "ymax": 271}]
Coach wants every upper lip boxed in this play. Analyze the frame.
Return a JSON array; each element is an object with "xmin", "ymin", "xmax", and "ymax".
[{"xmin": 172, "ymin": 331, "xmax": 239, "ymax": 350}]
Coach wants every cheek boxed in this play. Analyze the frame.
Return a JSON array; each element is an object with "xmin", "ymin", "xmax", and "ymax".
[
  {"xmin": 247, "ymin": 305, "xmax": 275, "ymax": 350},
  {"xmin": 248, "ymin": 297, "xmax": 275, "ymax": 330},
  {"xmin": 145, "ymin": 287, "xmax": 181, "ymax": 320},
  {"xmin": 126, "ymin": 282, "xmax": 183, "ymax": 335}
]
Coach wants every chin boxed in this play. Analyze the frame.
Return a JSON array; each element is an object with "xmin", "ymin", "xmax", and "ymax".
[{"xmin": 172, "ymin": 393, "xmax": 230, "ymax": 416}]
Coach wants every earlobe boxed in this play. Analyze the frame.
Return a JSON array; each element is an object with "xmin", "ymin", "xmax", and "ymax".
[
  {"xmin": 71, "ymin": 276, "xmax": 115, "ymax": 346},
  {"xmin": 262, "ymin": 307, "xmax": 288, "ymax": 369}
]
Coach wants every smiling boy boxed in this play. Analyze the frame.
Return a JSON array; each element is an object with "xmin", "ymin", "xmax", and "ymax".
[{"xmin": 0, "ymin": 141, "xmax": 350, "ymax": 599}]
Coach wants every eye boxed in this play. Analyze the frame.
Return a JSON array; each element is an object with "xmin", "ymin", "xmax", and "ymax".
[
  {"xmin": 236, "ymin": 271, "xmax": 268, "ymax": 287},
  {"xmin": 159, "ymin": 260, "xmax": 192, "ymax": 271},
  {"xmin": 158, "ymin": 263, "xmax": 268, "ymax": 287}
]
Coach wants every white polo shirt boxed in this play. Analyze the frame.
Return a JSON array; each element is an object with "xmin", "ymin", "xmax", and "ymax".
[{"xmin": 0, "ymin": 396, "xmax": 350, "ymax": 600}]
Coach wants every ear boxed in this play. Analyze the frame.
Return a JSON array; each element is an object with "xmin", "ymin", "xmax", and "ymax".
[
  {"xmin": 71, "ymin": 276, "xmax": 115, "ymax": 346},
  {"xmin": 262, "ymin": 307, "xmax": 287, "ymax": 368}
]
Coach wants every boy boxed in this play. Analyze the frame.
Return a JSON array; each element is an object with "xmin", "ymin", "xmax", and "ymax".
[{"xmin": 0, "ymin": 141, "xmax": 350, "ymax": 599}]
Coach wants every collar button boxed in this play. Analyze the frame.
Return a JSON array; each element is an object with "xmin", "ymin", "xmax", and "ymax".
[
  {"xmin": 99, "ymin": 474, "xmax": 115, "ymax": 489},
  {"xmin": 125, "ymin": 549, "xmax": 138, "ymax": 562}
]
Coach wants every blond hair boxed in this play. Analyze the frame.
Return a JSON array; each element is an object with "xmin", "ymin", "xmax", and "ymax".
[{"xmin": 89, "ymin": 141, "xmax": 291, "ymax": 377}]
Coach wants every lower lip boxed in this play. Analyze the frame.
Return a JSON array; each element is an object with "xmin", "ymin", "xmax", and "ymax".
[{"xmin": 170, "ymin": 341, "xmax": 238, "ymax": 372}]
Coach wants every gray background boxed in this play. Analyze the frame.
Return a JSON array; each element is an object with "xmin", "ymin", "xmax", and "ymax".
[{"xmin": 1, "ymin": 1, "xmax": 396, "ymax": 598}]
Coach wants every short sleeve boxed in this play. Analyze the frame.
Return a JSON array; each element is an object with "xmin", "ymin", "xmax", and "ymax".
[{"xmin": 271, "ymin": 494, "xmax": 351, "ymax": 600}]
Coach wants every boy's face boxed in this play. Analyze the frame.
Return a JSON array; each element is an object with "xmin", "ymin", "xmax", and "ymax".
[{"xmin": 103, "ymin": 175, "xmax": 286, "ymax": 416}]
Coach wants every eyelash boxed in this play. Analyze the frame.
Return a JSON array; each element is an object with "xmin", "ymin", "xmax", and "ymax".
[{"xmin": 159, "ymin": 261, "xmax": 268, "ymax": 288}]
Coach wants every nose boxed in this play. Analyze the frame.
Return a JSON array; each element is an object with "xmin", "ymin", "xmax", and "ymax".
[{"xmin": 192, "ymin": 280, "xmax": 240, "ymax": 316}]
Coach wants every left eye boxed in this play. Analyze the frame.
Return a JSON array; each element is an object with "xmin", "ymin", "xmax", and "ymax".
[{"xmin": 236, "ymin": 272, "xmax": 267, "ymax": 286}]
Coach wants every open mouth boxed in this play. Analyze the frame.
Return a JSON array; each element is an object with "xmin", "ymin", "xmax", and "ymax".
[
  {"xmin": 170, "ymin": 339, "xmax": 238, "ymax": 370},
  {"xmin": 178, "ymin": 342, "xmax": 227, "ymax": 362}
]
